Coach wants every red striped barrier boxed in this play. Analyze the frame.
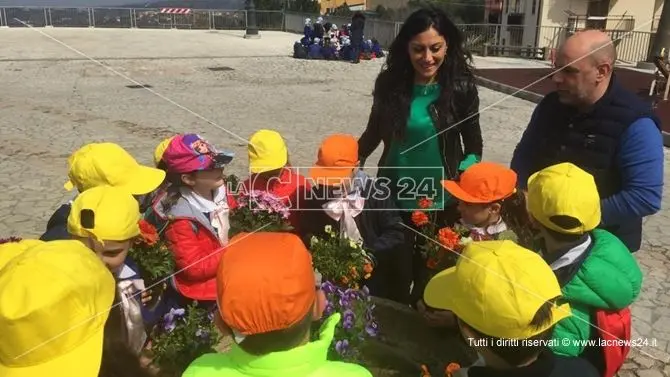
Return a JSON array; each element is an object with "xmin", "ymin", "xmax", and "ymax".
[{"xmin": 160, "ymin": 8, "xmax": 192, "ymax": 14}]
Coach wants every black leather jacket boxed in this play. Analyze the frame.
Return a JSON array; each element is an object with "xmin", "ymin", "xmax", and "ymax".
[{"xmin": 358, "ymin": 78, "xmax": 483, "ymax": 180}]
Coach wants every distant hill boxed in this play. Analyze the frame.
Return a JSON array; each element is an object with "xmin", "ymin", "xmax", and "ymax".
[
  {"xmin": 121, "ymin": 0, "xmax": 245, "ymax": 9},
  {"xmin": 0, "ymin": 0, "xmax": 245, "ymax": 9}
]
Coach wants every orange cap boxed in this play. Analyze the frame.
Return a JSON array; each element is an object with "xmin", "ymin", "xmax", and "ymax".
[
  {"xmin": 308, "ymin": 134, "xmax": 359, "ymax": 186},
  {"xmin": 217, "ymin": 232, "xmax": 316, "ymax": 337},
  {"xmin": 442, "ymin": 162, "xmax": 517, "ymax": 203}
]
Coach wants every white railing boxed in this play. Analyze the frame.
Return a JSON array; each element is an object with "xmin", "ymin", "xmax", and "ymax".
[{"xmin": 0, "ymin": 7, "xmax": 657, "ymax": 62}]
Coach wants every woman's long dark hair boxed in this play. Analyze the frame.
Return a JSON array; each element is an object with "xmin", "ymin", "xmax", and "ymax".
[
  {"xmin": 98, "ymin": 291, "xmax": 153, "ymax": 377},
  {"xmin": 373, "ymin": 6, "xmax": 474, "ymax": 139}
]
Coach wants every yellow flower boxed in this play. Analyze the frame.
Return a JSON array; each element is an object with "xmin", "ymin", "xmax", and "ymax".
[
  {"xmin": 324, "ymin": 225, "xmax": 333, "ymax": 236},
  {"xmin": 310, "ymin": 236, "xmax": 319, "ymax": 246}
]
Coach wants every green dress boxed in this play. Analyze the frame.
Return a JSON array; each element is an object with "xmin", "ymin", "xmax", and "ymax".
[
  {"xmin": 381, "ymin": 83, "xmax": 447, "ymax": 210},
  {"xmin": 380, "ymin": 83, "xmax": 479, "ymax": 211}
]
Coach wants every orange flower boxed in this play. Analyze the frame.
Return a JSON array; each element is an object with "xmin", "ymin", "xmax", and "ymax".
[
  {"xmin": 418, "ymin": 198, "xmax": 434, "ymax": 209},
  {"xmin": 419, "ymin": 198, "xmax": 433, "ymax": 209},
  {"xmin": 438, "ymin": 227, "xmax": 460, "ymax": 250},
  {"xmin": 138, "ymin": 219, "xmax": 159, "ymax": 246},
  {"xmin": 426, "ymin": 258, "xmax": 439, "ymax": 269},
  {"xmin": 363, "ymin": 263, "xmax": 373, "ymax": 279},
  {"xmin": 446, "ymin": 363, "xmax": 461, "ymax": 377},
  {"xmin": 350, "ymin": 266, "xmax": 359, "ymax": 279},
  {"xmin": 340, "ymin": 276, "xmax": 349, "ymax": 285},
  {"xmin": 411, "ymin": 211, "xmax": 430, "ymax": 227}
]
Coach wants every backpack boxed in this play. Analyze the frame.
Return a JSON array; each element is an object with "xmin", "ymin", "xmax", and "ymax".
[{"xmin": 589, "ymin": 307, "xmax": 632, "ymax": 377}]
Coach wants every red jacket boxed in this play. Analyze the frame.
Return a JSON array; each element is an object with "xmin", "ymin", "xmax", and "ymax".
[
  {"xmin": 242, "ymin": 167, "xmax": 310, "ymax": 232},
  {"xmin": 154, "ymin": 189, "xmax": 237, "ymax": 301}
]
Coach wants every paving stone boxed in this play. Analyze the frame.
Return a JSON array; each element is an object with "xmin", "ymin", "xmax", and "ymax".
[
  {"xmin": 634, "ymin": 307, "xmax": 655, "ymax": 323},
  {"xmin": 639, "ymin": 345, "xmax": 670, "ymax": 364},
  {"xmin": 617, "ymin": 371, "xmax": 636, "ymax": 377},
  {"xmin": 633, "ymin": 355, "xmax": 658, "ymax": 369},
  {"xmin": 663, "ymin": 366, "xmax": 670, "ymax": 377},
  {"xmin": 638, "ymin": 370, "xmax": 664, "ymax": 377},
  {"xmin": 622, "ymin": 362, "xmax": 639, "ymax": 370},
  {"xmin": 1, "ymin": 29, "xmax": 669, "ymax": 377},
  {"xmin": 653, "ymin": 317, "xmax": 670, "ymax": 333}
]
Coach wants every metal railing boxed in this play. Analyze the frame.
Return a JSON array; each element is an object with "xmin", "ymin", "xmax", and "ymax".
[{"xmin": 0, "ymin": 7, "xmax": 658, "ymax": 63}]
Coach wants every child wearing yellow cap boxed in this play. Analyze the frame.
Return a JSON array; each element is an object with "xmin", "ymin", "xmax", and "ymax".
[
  {"xmin": 242, "ymin": 129, "xmax": 310, "ymax": 233},
  {"xmin": 423, "ymin": 240, "xmax": 600, "ymax": 377},
  {"xmin": 40, "ymin": 142, "xmax": 166, "ymax": 242},
  {"xmin": 67, "ymin": 185, "xmax": 150, "ymax": 356},
  {"xmin": 0, "ymin": 240, "xmax": 116, "ymax": 377},
  {"xmin": 183, "ymin": 232, "xmax": 372, "ymax": 377},
  {"xmin": 526, "ymin": 163, "xmax": 642, "ymax": 373},
  {"xmin": 141, "ymin": 135, "xmax": 177, "ymax": 222}
]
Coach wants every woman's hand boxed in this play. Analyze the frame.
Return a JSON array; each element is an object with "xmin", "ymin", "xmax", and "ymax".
[{"xmin": 141, "ymin": 290, "xmax": 152, "ymax": 305}]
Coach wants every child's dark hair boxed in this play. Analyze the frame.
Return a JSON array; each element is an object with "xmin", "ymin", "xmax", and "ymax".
[
  {"xmin": 98, "ymin": 291, "xmax": 152, "ymax": 377},
  {"xmin": 161, "ymin": 171, "xmax": 193, "ymax": 214},
  {"xmin": 463, "ymin": 297, "xmax": 560, "ymax": 366},
  {"xmin": 238, "ymin": 306, "xmax": 313, "ymax": 356},
  {"xmin": 538, "ymin": 215, "xmax": 585, "ymax": 244},
  {"xmin": 499, "ymin": 191, "xmax": 536, "ymax": 249}
]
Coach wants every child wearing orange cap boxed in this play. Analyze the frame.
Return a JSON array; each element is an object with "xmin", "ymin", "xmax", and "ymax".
[
  {"xmin": 415, "ymin": 162, "xmax": 522, "ymax": 327},
  {"xmin": 441, "ymin": 162, "xmax": 520, "ymax": 243},
  {"xmin": 299, "ymin": 134, "xmax": 409, "ymax": 304},
  {"xmin": 183, "ymin": 232, "xmax": 372, "ymax": 377}
]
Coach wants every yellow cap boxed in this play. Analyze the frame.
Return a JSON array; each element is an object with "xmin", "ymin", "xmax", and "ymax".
[
  {"xmin": 0, "ymin": 240, "xmax": 115, "ymax": 377},
  {"xmin": 64, "ymin": 142, "xmax": 166, "ymax": 195},
  {"xmin": 67, "ymin": 185, "xmax": 141, "ymax": 244},
  {"xmin": 0, "ymin": 240, "xmax": 44, "ymax": 270},
  {"xmin": 154, "ymin": 136, "xmax": 175, "ymax": 167},
  {"xmin": 248, "ymin": 130, "xmax": 288, "ymax": 174},
  {"xmin": 424, "ymin": 240, "xmax": 570, "ymax": 339},
  {"xmin": 527, "ymin": 163, "xmax": 601, "ymax": 235}
]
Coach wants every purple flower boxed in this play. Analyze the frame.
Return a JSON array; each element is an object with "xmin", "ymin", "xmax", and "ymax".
[
  {"xmin": 365, "ymin": 305, "xmax": 376, "ymax": 322},
  {"xmin": 324, "ymin": 302, "xmax": 335, "ymax": 317},
  {"xmin": 321, "ymin": 281, "xmax": 337, "ymax": 295},
  {"xmin": 365, "ymin": 320, "xmax": 379, "ymax": 337},
  {"xmin": 163, "ymin": 307, "xmax": 185, "ymax": 333},
  {"xmin": 344, "ymin": 289, "xmax": 360, "ymax": 302},
  {"xmin": 342, "ymin": 309, "xmax": 355, "ymax": 330},
  {"xmin": 335, "ymin": 339, "xmax": 349, "ymax": 355}
]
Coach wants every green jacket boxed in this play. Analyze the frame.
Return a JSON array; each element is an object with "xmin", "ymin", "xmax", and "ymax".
[
  {"xmin": 182, "ymin": 313, "xmax": 373, "ymax": 377},
  {"xmin": 550, "ymin": 229, "xmax": 642, "ymax": 356}
]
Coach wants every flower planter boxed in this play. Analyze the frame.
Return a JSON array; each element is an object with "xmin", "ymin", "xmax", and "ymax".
[
  {"xmin": 360, "ymin": 297, "xmax": 476, "ymax": 376},
  {"xmin": 213, "ymin": 296, "xmax": 476, "ymax": 376}
]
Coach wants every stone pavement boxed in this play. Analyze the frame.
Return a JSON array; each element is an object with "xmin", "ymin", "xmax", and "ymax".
[{"xmin": 0, "ymin": 28, "xmax": 668, "ymax": 375}]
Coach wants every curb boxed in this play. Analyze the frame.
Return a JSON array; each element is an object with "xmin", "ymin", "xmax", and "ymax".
[{"xmin": 474, "ymin": 75, "xmax": 670, "ymax": 147}]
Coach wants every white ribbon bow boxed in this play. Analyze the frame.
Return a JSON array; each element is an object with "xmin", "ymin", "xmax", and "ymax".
[{"xmin": 322, "ymin": 194, "xmax": 365, "ymax": 243}]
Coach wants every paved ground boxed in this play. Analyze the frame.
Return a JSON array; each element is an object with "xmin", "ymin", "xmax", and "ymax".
[{"xmin": 0, "ymin": 28, "xmax": 668, "ymax": 374}]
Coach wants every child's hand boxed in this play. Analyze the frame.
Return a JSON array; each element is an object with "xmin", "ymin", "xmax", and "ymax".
[
  {"xmin": 423, "ymin": 309, "xmax": 457, "ymax": 328},
  {"xmin": 141, "ymin": 290, "xmax": 152, "ymax": 305}
]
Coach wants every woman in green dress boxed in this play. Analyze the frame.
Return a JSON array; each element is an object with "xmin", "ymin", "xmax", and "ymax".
[{"xmin": 357, "ymin": 6, "xmax": 483, "ymax": 307}]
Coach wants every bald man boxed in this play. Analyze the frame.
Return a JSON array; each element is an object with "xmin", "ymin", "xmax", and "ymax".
[{"xmin": 511, "ymin": 30, "xmax": 663, "ymax": 252}]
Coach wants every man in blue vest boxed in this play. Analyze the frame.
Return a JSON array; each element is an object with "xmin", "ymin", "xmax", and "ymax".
[{"xmin": 511, "ymin": 30, "xmax": 664, "ymax": 253}]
